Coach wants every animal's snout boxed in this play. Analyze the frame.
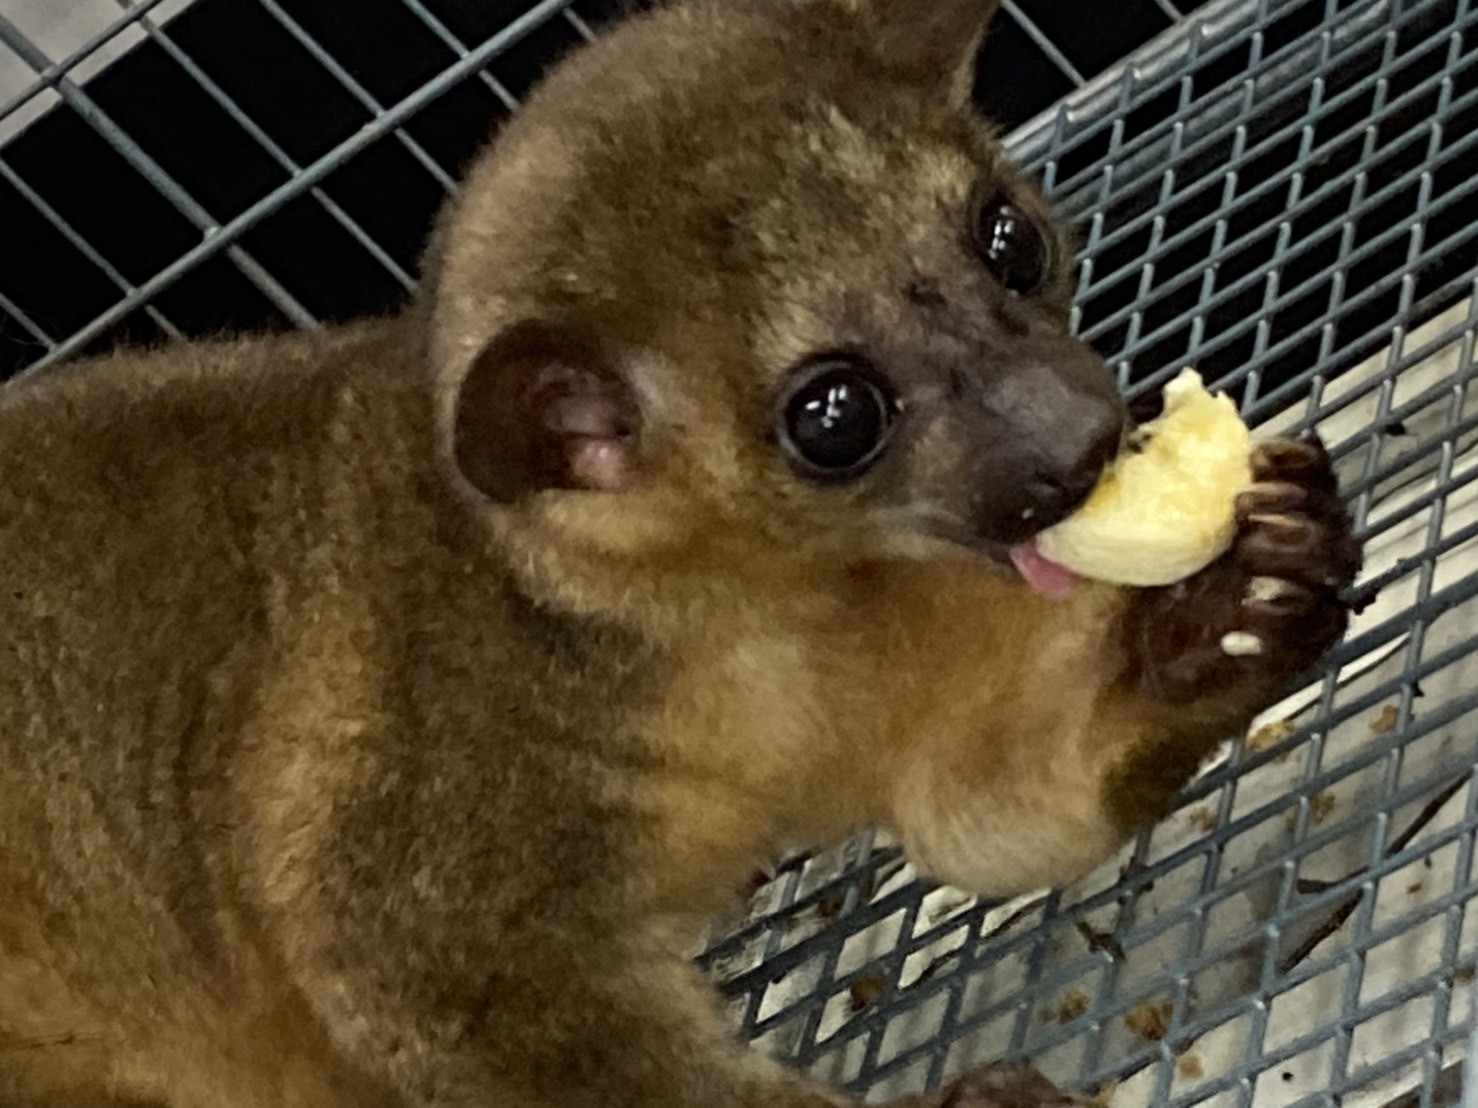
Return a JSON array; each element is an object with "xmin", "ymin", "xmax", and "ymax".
[
  {"xmin": 1021, "ymin": 391, "xmax": 1124, "ymax": 521},
  {"xmin": 968, "ymin": 351, "xmax": 1127, "ymax": 543},
  {"xmin": 999, "ymin": 419, "xmax": 1119, "ymax": 539},
  {"xmin": 1021, "ymin": 470, "xmax": 1099, "ymax": 526}
]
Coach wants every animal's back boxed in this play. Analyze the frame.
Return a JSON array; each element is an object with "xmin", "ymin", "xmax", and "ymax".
[
  {"xmin": 0, "ymin": 319, "xmax": 420, "ymax": 1106},
  {"xmin": 0, "ymin": 318, "xmax": 411, "ymax": 796}
]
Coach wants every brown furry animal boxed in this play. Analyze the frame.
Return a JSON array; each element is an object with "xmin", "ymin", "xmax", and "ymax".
[{"xmin": 0, "ymin": 0, "xmax": 1360, "ymax": 1105}]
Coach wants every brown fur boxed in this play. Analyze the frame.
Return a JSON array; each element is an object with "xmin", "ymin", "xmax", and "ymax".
[{"xmin": 0, "ymin": 1, "xmax": 1359, "ymax": 1105}]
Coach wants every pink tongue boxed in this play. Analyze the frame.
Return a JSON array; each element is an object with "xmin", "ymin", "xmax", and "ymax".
[{"xmin": 1008, "ymin": 542, "xmax": 1077, "ymax": 599}]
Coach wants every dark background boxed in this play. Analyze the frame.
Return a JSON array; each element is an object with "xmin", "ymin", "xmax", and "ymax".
[{"xmin": 0, "ymin": 0, "xmax": 1212, "ymax": 380}]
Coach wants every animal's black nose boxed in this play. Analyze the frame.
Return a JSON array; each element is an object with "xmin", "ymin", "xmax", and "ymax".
[
  {"xmin": 1022, "ymin": 470, "xmax": 1099, "ymax": 526},
  {"xmin": 1021, "ymin": 392, "xmax": 1124, "ymax": 527},
  {"xmin": 964, "ymin": 330, "xmax": 1128, "ymax": 545},
  {"xmin": 969, "ymin": 370, "xmax": 1126, "ymax": 544}
]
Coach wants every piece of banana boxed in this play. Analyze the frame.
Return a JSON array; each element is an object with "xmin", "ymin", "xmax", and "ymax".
[{"xmin": 1035, "ymin": 368, "xmax": 1252, "ymax": 587}]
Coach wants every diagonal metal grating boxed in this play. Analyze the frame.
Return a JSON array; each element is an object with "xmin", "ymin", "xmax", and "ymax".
[{"xmin": 1, "ymin": 1, "xmax": 1476, "ymax": 1107}]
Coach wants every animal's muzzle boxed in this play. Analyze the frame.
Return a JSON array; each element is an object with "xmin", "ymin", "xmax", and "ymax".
[{"xmin": 968, "ymin": 347, "xmax": 1127, "ymax": 544}]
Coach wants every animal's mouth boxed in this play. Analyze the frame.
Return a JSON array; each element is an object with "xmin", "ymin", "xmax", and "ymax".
[
  {"xmin": 975, "ymin": 537, "xmax": 1078, "ymax": 599},
  {"xmin": 1005, "ymin": 540, "xmax": 1077, "ymax": 598},
  {"xmin": 918, "ymin": 516, "xmax": 1080, "ymax": 600}
]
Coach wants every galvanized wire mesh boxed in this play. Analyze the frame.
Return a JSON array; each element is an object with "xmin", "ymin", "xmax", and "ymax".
[
  {"xmin": 1, "ymin": 1, "xmax": 1476, "ymax": 1107},
  {"xmin": 0, "ymin": 0, "xmax": 608, "ymax": 371}
]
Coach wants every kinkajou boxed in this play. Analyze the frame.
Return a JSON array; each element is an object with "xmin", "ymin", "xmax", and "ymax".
[{"xmin": 0, "ymin": 1, "xmax": 1360, "ymax": 1105}]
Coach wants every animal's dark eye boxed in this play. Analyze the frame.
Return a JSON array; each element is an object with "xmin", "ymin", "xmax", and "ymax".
[
  {"xmin": 778, "ymin": 360, "xmax": 898, "ymax": 479},
  {"xmin": 971, "ymin": 193, "xmax": 1051, "ymax": 295}
]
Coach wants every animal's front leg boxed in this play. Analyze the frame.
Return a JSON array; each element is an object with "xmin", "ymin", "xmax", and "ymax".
[
  {"xmin": 294, "ymin": 934, "xmax": 1094, "ymax": 1108},
  {"xmin": 1101, "ymin": 433, "xmax": 1363, "ymax": 828},
  {"xmin": 867, "ymin": 1063, "xmax": 1090, "ymax": 1108}
]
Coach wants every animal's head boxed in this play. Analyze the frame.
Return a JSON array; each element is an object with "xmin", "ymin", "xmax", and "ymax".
[{"xmin": 423, "ymin": 0, "xmax": 1125, "ymax": 623}]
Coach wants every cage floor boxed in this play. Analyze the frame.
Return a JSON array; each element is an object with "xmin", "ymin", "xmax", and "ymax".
[{"xmin": 2, "ymin": 0, "xmax": 1476, "ymax": 1107}]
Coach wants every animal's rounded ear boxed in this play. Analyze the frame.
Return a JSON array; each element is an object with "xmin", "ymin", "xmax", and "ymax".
[
  {"xmin": 451, "ymin": 319, "xmax": 642, "ymax": 503},
  {"xmin": 845, "ymin": 0, "xmax": 1001, "ymax": 99}
]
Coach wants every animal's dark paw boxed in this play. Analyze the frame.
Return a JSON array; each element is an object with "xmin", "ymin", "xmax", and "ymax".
[
  {"xmin": 1127, "ymin": 433, "xmax": 1362, "ymax": 705},
  {"xmin": 938, "ymin": 1061, "xmax": 1093, "ymax": 1107}
]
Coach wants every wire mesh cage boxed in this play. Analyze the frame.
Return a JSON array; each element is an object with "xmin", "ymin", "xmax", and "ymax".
[{"xmin": 2, "ymin": 1, "xmax": 1476, "ymax": 1107}]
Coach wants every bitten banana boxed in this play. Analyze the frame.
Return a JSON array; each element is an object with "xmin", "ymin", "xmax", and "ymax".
[{"xmin": 1035, "ymin": 369, "xmax": 1252, "ymax": 587}]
